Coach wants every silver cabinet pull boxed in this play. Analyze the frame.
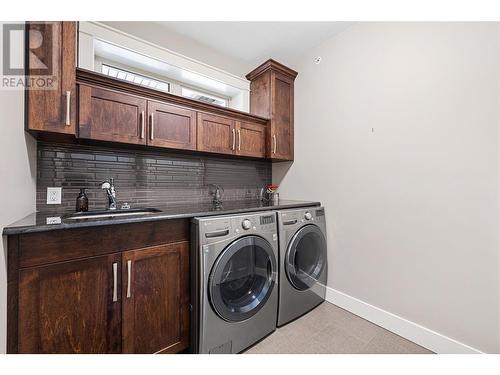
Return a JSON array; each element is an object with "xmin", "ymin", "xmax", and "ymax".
[
  {"xmin": 140, "ymin": 111, "xmax": 145, "ymax": 139},
  {"xmin": 150, "ymin": 113, "xmax": 154, "ymax": 140},
  {"xmin": 65, "ymin": 91, "xmax": 71, "ymax": 126},
  {"xmin": 126, "ymin": 260, "xmax": 132, "ymax": 298},
  {"xmin": 238, "ymin": 129, "xmax": 241, "ymax": 151},
  {"xmin": 273, "ymin": 134, "xmax": 277, "ymax": 154},
  {"xmin": 112, "ymin": 262, "xmax": 118, "ymax": 302},
  {"xmin": 232, "ymin": 128, "xmax": 236, "ymax": 150}
]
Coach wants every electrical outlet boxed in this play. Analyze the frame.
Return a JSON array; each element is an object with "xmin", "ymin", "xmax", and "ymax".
[
  {"xmin": 47, "ymin": 187, "xmax": 62, "ymax": 205},
  {"xmin": 46, "ymin": 216, "xmax": 62, "ymax": 224}
]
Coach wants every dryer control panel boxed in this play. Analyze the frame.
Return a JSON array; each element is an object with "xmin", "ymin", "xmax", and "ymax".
[{"xmin": 279, "ymin": 206, "xmax": 326, "ymax": 230}]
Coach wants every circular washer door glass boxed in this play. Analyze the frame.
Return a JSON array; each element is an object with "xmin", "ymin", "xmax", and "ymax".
[
  {"xmin": 209, "ymin": 235, "xmax": 277, "ymax": 322},
  {"xmin": 285, "ymin": 224, "xmax": 327, "ymax": 291}
]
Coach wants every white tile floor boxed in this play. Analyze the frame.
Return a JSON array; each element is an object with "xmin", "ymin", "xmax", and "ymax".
[{"xmin": 244, "ymin": 302, "xmax": 433, "ymax": 354}]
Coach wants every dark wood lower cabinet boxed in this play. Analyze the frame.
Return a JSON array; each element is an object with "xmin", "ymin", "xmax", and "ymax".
[
  {"xmin": 18, "ymin": 254, "xmax": 122, "ymax": 354},
  {"xmin": 122, "ymin": 242, "xmax": 189, "ymax": 354},
  {"xmin": 8, "ymin": 219, "xmax": 190, "ymax": 354}
]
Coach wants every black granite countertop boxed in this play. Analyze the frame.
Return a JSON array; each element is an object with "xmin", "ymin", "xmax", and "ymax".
[{"xmin": 2, "ymin": 200, "xmax": 321, "ymax": 235}]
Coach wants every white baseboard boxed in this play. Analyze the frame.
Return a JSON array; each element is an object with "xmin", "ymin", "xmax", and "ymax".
[{"xmin": 325, "ymin": 286, "xmax": 483, "ymax": 354}]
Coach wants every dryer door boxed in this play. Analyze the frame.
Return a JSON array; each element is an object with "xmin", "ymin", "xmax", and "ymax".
[
  {"xmin": 209, "ymin": 235, "xmax": 277, "ymax": 322},
  {"xmin": 286, "ymin": 224, "xmax": 327, "ymax": 291}
]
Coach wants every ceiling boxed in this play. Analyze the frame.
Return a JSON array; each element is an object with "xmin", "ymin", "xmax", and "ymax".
[{"xmin": 155, "ymin": 22, "xmax": 353, "ymax": 67}]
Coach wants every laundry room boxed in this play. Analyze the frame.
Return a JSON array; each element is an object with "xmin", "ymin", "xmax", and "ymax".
[{"xmin": 1, "ymin": 1, "xmax": 500, "ymax": 375}]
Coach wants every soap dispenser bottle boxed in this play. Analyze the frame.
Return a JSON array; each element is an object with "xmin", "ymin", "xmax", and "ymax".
[{"xmin": 76, "ymin": 188, "xmax": 89, "ymax": 212}]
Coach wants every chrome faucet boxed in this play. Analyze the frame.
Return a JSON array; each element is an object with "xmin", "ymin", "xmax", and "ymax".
[
  {"xmin": 259, "ymin": 186, "xmax": 266, "ymax": 202},
  {"xmin": 209, "ymin": 184, "xmax": 224, "ymax": 206},
  {"xmin": 101, "ymin": 178, "xmax": 117, "ymax": 210}
]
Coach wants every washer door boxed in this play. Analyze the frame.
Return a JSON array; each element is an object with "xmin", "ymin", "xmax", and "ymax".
[
  {"xmin": 209, "ymin": 235, "xmax": 277, "ymax": 322},
  {"xmin": 285, "ymin": 224, "xmax": 327, "ymax": 291}
]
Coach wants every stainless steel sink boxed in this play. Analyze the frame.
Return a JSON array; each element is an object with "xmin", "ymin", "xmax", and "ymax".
[{"xmin": 64, "ymin": 208, "xmax": 162, "ymax": 220}]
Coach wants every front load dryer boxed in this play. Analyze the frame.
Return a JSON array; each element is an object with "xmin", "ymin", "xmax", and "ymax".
[
  {"xmin": 276, "ymin": 206, "xmax": 328, "ymax": 327},
  {"xmin": 191, "ymin": 211, "xmax": 278, "ymax": 353}
]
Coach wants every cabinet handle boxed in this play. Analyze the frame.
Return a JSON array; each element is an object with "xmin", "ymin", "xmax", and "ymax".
[
  {"xmin": 238, "ymin": 129, "xmax": 241, "ymax": 151},
  {"xmin": 112, "ymin": 262, "xmax": 118, "ymax": 302},
  {"xmin": 140, "ymin": 111, "xmax": 145, "ymax": 139},
  {"xmin": 65, "ymin": 91, "xmax": 71, "ymax": 126},
  {"xmin": 150, "ymin": 113, "xmax": 154, "ymax": 140},
  {"xmin": 126, "ymin": 260, "xmax": 132, "ymax": 298},
  {"xmin": 273, "ymin": 134, "xmax": 277, "ymax": 155},
  {"xmin": 232, "ymin": 128, "xmax": 236, "ymax": 150}
]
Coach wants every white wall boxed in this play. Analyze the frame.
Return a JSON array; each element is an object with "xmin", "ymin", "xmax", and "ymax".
[
  {"xmin": 0, "ymin": 22, "xmax": 37, "ymax": 353},
  {"xmin": 274, "ymin": 23, "xmax": 500, "ymax": 353}
]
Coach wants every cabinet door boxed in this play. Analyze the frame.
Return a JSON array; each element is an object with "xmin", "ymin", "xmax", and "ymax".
[
  {"xmin": 236, "ymin": 121, "xmax": 267, "ymax": 158},
  {"xmin": 197, "ymin": 113, "xmax": 236, "ymax": 155},
  {"xmin": 18, "ymin": 254, "xmax": 122, "ymax": 353},
  {"xmin": 26, "ymin": 22, "xmax": 76, "ymax": 134},
  {"xmin": 79, "ymin": 84, "xmax": 147, "ymax": 145},
  {"xmin": 122, "ymin": 242, "xmax": 189, "ymax": 354},
  {"xmin": 270, "ymin": 71, "xmax": 294, "ymax": 160},
  {"xmin": 147, "ymin": 101, "xmax": 197, "ymax": 150}
]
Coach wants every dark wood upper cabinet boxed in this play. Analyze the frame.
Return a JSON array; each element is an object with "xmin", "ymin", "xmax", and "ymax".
[
  {"xmin": 26, "ymin": 22, "xmax": 76, "ymax": 135},
  {"xmin": 79, "ymin": 84, "xmax": 147, "ymax": 145},
  {"xmin": 272, "ymin": 71, "xmax": 294, "ymax": 159},
  {"xmin": 18, "ymin": 254, "xmax": 122, "ymax": 354},
  {"xmin": 197, "ymin": 112, "xmax": 236, "ymax": 155},
  {"xmin": 74, "ymin": 69, "xmax": 273, "ymax": 159},
  {"xmin": 122, "ymin": 242, "xmax": 189, "ymax": 354},
  {"xmin": 235, "ymin": 121, "xmax": 267, "ymax": 158},
  {"xmin": 246, "ymin": 59, "xmax": 297, "ymax": 161},
  {"xmin": 22, "ymin": 25, "xmax": 285, "ymax": 160},
  {"xmin": 147, "ymin": 101, "xmax": 197, "ymax": 150}
]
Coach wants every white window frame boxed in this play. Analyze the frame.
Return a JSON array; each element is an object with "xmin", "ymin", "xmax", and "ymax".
[
  {"xmin": 78, "ymin": 21, "xmax": 250, "ymax": 112},
  {"xmin": 97, "ymin": 58, "xmax": 231, "ymax": 108}
]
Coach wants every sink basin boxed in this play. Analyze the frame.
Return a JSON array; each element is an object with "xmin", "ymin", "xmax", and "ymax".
[{"xmin": 64, "ymin": 208, "xmax": 162, "ymax": 221}]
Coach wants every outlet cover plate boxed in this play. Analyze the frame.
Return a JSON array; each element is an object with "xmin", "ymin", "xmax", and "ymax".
[
  {"xmin": 47, "ymin": 187, "xmax": 62, "ymax": 205},
  {"xmin": 46, "ymin": 216, "xmax": 62, "ymax": 224}
]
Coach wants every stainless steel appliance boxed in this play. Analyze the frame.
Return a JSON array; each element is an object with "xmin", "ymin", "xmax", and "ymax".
[
  {"xmin": 277, "ymin": 207, "xmax": 328, "ymax": 326},
  {"xmin": 191, "ymin": 211, "xmax": 279, "ymax": 353}
]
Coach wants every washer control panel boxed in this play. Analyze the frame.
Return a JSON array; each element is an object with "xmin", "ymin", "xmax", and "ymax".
[
  {"xmin": 242, "ymin": 219, "xmax": 252, "ymax": 230},
  {"xmin": 197, "ymin": 211, "xmax": 277, "ymax": 245}
]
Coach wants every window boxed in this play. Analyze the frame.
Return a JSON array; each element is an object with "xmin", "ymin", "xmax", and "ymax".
[
  {"xmin": 181, "ymin": 87, "xmax": 228, "ymax": 107},
  {"xmin": 101, "ymin": 64, "xmax": 170, "ymax": 93}
]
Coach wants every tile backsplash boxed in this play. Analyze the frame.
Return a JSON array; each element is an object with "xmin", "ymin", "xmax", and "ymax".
[{"xmin": 37, "ymin": 142, "xmax": 271, "ymax": 212}]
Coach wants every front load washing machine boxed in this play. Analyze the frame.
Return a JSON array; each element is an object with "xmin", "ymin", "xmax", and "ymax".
[
  {"xmin": 277, "ymin": 206, "xmax": 328, "ymax": 327},
  {"xmin": 191, "ymin": 211, "xmax": 278, "ymax": 353}
]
